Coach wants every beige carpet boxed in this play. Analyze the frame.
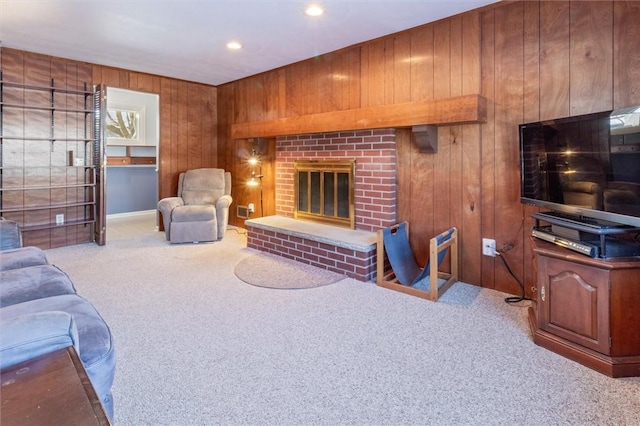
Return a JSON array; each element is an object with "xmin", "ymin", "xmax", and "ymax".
[
  {"xmin": 41, "ymin": 220, "xmax": 640, "ymax": 425},
  {"xmin": 234, "ymin": 251, "xmax": 345, "ymax": 289}
]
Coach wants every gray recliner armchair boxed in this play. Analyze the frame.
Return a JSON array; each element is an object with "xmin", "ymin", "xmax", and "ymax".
[{"xmin": 158, "ymin": 168, "xmax": 232, "ymax": 243}]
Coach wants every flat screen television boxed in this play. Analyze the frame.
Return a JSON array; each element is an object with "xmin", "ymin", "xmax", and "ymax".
[{"xmin": 519, "ymin": 105, "xmax": 640, "ymax": 229}]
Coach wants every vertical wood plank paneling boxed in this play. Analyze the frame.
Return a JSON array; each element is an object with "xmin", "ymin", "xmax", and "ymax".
[
  {"xmin": 393, "ymin": 32, "xmax": 412, "ymax": 104},
  {"xmin": 460, "ymin": 11, "xmax": 482, "ymax": 285},
  {"xmin": 570, "ymin": 1, "xmax": 613, "ymax": 115},
  {"xmin": 176, "ymin": 80, "xmax": 189, "ymax": 173},
  {"xmin": 364, "ymin": 38, "xmax": 387, "ymax": 107},
  {"xmin": 344, "ymin": 48, "xmax": 361, "ymax": 109},
  {"xmin": 395, "ymin": 128, "xmax": 413, "ymax": 225},
  {"xmin": 401, "ymin": 25, "xmax": 435, "ymax": 258},
  {"xmin": 262, "ymin": 70, "xmax": 283, "ymax": 120},
  {"xmin": 480, "ymin": 8, "xmax": 497, "ymax": 289},
  {"xmin": 493, "ymin": 1, "xmax": 526, "ymax": 296},
  {"xmin": 224, "ymin": 1, "xmax": 637, "ymax": 291},
  {"xmin": 51, "ymin": 56, "xmax": 69, "ymax": 248},
  {"xmin": 402, "ymin": 23, "xmax": 436, "ymax": 255},
  {"xmin": 187, "ymin": 83, "xmax": 202, "ymax": 169},
  {"xmin": 285, "ymin": 61, "xmax": 309, "ymax": 116},
  {"xmin": 384, "ymin": 37, "xmax": 395, "ymax": 105},
  {"xmin": 409, "ymin": 25, "xmax": 434, "ymax": 101},
  {"xmin": 23, "ymin": 52, "xmax": 51, "ymax": 248},
  {"xmin": 4, "ymin": 49, "xmax": 218, "ymax": 239},
  {"xmin": 169, "ymin": 79, "xmax": 180, "ymax": 194},
  {"xmin": 613, "ymin": 1, "xmax": 640, "ymax": 108},
  {"xmin": 161, "ymin": 78, "xmax": 174, "ymax": 204},
  {"xmin": 1, "ymin": 49, "xmax": 25, "ymax": 232},
  {"xmin": 359, "ymin": 44, "xmax": 370, "ymax": 108},
  {"xmin": 317, "ymin": 53, "xmax": 334, "ymax": 113},
  {"xmin": 522, "ymin": 0, "xmax": 541, "ymax": 298},
  {"xmin": 449, "ymin": 15, "xmax": 464, "ymax": 274},
  {"xmin": 432, "ymin": 19, "xmax": 452, "ymax": 255},
  {"xmin": 540, "ymin": 0, "xmax": 570, "ymax": 120}
]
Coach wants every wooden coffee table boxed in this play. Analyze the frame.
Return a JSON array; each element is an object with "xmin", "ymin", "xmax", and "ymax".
[{"xmin": 0, "ymin": 346, "xmax": 111, "ymax": 425}]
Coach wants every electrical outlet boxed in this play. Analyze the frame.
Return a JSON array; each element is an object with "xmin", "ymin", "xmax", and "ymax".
[
  {"xmin": 56, "ymin": 214, "xmax": 65, "ymax": 225},
  {"xmin": 482, "ymin": 238, "xmax": 496, "ymax": 257},
  {"xmin": 248, "ymin": 203, "xmax": 255, "ymax": 213}
]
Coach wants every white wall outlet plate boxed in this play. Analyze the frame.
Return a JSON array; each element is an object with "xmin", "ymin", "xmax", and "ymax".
[
  {"xmin": 56, "ymin": 214, "xmax": 65, "ymax": 225},
  {"xmin": 482, "ymin": 238, "xmax": 496, "ymax": 257}
]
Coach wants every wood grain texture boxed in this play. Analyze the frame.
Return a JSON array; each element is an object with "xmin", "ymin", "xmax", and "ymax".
[
  {"xmin": 613, "ymin": 1, "xmax": 640, "ymax": 108},
  {"xmin": 4, "ymin": 1, "xmax": 638, "ymax": 294},
  {"xmin": 570, "ymin": 1, "xmax": 613, "ymax": 115},
  {"xmin": 492, "ymin": 1, "xmax": 526, "ymax": 296},
  {"xmin": 540, "ymin": 1, "xmax": 571, "ymax": 121},
  {"xmin": 522, "ymin": 0, "xmax": 542, "ymax": 298},
  {"xmin": 480, "ymin": 6, "xmax": 497, "ymax": 289},
  {"xmin": 231, "ymin": 95, "xmax": 487, "ymax": 139}
]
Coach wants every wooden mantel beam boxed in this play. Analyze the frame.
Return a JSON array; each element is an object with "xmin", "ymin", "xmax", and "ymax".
[{"xmin": 231, "ymin": 94, "xmax": 487, "ymax": 140}]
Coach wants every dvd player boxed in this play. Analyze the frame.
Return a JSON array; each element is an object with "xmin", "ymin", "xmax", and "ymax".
[{"xmin": 532, "ymin": 228, "xmax": 598, "ymax": 257}]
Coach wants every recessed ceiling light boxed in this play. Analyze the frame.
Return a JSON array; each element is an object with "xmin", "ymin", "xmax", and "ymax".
[
  {"xmin": 226, "ymin": 41, "xmax": 242, "ymax": 50},
  {"xmin": 305, "ymin": 4, "xmax": 324, "ymax": 17}
]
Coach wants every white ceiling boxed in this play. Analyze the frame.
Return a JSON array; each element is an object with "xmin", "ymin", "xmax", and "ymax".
[{"xmin": 0, "ymin": 0, "xmax": 498, "ymax": 86}]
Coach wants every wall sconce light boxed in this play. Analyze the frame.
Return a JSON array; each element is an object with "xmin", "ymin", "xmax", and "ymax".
[
  {"xmin": 247, "ymin": 144, "xmax": 264, "ymax": 215},
  {"xmin": 248, "ymin": 149, "xmax": 260, "ymax": 166},
  {"xmin": 247, "ymin": 148, "xmax": 263, "ymax": 187},
  {"xmin": 247, "ymin": 170, "xmax": 263, "ymax": 187}
]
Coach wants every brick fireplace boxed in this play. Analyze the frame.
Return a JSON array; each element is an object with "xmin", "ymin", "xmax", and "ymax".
[
  {"xmin": 246, "ymin": 128, "xmax": 398, "ymax": 281},
  {"xmin": 276, "ymin": 128, "xmax": 397, "ymax": 231}
]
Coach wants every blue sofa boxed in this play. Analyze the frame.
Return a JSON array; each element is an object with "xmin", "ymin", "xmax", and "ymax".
[{"xmin": 0, "ymin": 241, "xmax": 116, "ymax": 420}]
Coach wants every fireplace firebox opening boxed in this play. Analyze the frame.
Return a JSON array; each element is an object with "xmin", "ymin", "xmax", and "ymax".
[{"xmin": 294, "ymin": 160, "xmax": 355, "ymax": 229}]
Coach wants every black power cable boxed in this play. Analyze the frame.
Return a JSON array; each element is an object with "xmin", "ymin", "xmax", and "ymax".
[{"xmin": 496, "ymin": 246, "xmax": 531, "ymax": 304}]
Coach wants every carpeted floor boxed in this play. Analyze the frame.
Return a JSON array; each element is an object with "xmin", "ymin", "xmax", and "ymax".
[{"xmin": 43, "ymin": 215, "xmax": 640, "ymax": 425}]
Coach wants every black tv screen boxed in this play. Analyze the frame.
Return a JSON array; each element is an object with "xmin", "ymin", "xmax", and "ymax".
[{"xmin": 520, "ymin": 106, "xmax": 640, "ymax": 228}]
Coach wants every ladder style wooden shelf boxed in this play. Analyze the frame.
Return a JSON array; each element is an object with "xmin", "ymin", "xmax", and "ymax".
[{"xmin": 0, "ymin": 74, "xmax": 100, "ymax": 245}]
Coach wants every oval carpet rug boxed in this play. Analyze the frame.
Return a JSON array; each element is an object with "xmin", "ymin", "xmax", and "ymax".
[{"xmin": 234, "ymin": 252, "xmax": 346, "ymax": 289}]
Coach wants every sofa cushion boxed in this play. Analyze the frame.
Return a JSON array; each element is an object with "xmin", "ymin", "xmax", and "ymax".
[
  {"xmin": 0, "ymin": 311, "xmax": 79, "ymax": 369},
  {"xmin": 0, "ymin": 246, "xmax": 49, "ymax": 271},
  {"xmin": 0, "ymin": 218, "xmax": 22, "ymax": 250},
  {"xmin": 172, "ymin": 204, "xmax": 216, "ymax": 222},
  {"xmin": 0, "ymin": 294, "xmax": 116, "ymax": 419},
  {"xmin": 0, "ymin": 265, "xmax": 77, "ymax": 308}
]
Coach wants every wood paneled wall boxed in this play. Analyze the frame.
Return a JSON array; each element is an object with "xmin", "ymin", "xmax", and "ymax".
[
  {"xmin": 0, "ymin": 48, "xmax": 95, "ymax": 248},
  {"xmin": 1, "ymin": 48, "xmax": 218, "ymax": 241},
  {"xmin": 91, "ymin": 65, "xmax": 218, "ymax": 205},
  {"xmin": 218, "ymin": 1, "xmax": 640, "ymax": 295}
]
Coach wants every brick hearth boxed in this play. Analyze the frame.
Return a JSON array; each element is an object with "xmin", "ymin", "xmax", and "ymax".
[
  {"xmin": 246, "ymin": 128, "xmax": 398, "ymax": 281},
  {"xmin": 245, "ymin": 216, "xmax": 377, "ymax": 282}
]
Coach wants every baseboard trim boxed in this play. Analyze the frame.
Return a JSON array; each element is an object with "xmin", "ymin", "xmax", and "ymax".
[{"xmin": 106, "ymin": 210, "xmax": 156, "ymax": 220}]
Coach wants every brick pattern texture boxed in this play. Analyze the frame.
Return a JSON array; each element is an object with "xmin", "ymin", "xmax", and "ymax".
[
  {"xmin": 248, "ymin": 129, "xmax": 398, "ymax": 281},
  {"xmin": 246, "ymin": 225, "xmax": 377, "ymax": 282},
  {"xmin": 275, "ymin": 129, "xmax": 397, "ymax": 232}
]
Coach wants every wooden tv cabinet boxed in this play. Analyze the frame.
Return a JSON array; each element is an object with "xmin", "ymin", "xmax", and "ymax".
[{"xmin": 528, "ymin": 238, "xmax": 640, "ymax": 377}]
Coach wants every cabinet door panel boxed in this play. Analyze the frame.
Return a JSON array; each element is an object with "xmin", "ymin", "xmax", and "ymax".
[{"xmin": 539, "ymin": 257, "xmax": 610, "ymax": 354}]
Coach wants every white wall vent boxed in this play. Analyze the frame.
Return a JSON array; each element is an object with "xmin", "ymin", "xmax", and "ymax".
[{"xmin": 236, "ymin": 205, "xmax": 250, "ymax": 219}]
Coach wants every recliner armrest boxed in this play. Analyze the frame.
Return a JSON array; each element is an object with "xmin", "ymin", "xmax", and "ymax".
[
  {"xmin": 608, "ymin": 181, "xmax": 640, "ymax": 196},
  {"xmin": 562, "ymin": 181, "xmax": 602, "ymax": 194},
  {"xmin": 158, "ymin": 197, "xmax": 185, "ymax": 240},
  {"xmin": 0, "ymin": 311, "xmax": 79, "ymax": 369},
  {"xmin": 158, "ymin": 197, "xmax": 184, "ymax": 214},
  {"xmin": 216, "ymin": 195, "xmax": 233, "ymax": 209}
]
